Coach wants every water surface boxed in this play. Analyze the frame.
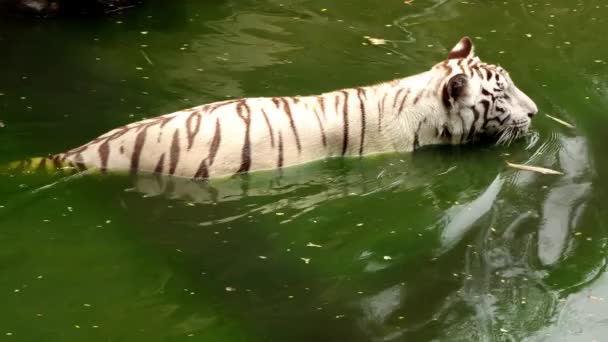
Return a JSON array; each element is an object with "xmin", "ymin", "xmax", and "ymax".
[{"xmin": 1, "ymin": 0, "xmax": 608, "ymax": 341}]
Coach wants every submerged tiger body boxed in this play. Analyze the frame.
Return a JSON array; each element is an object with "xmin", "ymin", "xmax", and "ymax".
[{"xmin": 19, "ymin": 37, "xmax": 538, "ymax": 179}]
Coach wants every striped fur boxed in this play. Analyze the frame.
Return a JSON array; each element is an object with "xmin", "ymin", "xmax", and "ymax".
[{"xmin": 20, "ymin": 37, "xmax": 537, "ymax": 179}]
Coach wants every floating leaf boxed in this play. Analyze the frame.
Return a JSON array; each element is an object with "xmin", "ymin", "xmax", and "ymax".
[
  {"xmin": 506, "ymin": 162, "xmax": 563, "ymax": 175},
  {"xmin": 365, "ymin": 37, "xmax": 387, "ymax": 45}
]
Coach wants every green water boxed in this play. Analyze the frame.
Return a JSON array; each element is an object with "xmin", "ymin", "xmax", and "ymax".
[{"xmin": 1, "ymin": 0, "xmax": 608, "ymax": 341}]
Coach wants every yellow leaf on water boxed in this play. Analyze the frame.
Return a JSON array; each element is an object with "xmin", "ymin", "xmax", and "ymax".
[
  {"xmin": 366, "ymin": 37, "xmax": 387, "ymax": 45},
  {"xmin": 546, "ymin": 114, "xmax": 575, "ymax": 129},
  {"xmin": 506, "ymin": 162, "xmax": 563, "ymax": 175}
]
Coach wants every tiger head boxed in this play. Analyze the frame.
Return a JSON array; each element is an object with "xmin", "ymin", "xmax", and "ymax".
[{"xmin": 435, "ymin": 37, "xmax": 538, "ymax": 144}]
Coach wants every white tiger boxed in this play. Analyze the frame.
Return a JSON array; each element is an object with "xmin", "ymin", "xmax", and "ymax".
[{"xmin": 15, "ymin": 37, "xmax": 537, "ymax": 179}]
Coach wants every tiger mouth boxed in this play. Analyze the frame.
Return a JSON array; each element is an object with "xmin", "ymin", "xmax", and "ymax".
[{"xmin": 495, "ymin": 125, "xmax": 529, "ymax": 145}]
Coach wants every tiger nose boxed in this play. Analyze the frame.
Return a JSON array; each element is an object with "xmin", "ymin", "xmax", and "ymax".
[{"xmin": 527, "ymin": 101, "xmax": 538, "ymax": 118}]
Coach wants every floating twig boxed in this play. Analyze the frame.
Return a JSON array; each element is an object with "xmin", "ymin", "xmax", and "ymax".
[
  {"xmin": 506, "ymin": 161, "xmax": 563, "ymax": 175},
  {"xmin": 140, "ymin": 49, "xmax": 154, "ymax": 66},
  {"xmin": 105, "ymin": 5, "xmax": 136, "ymax": 14},
  {"xmin": 546, "ymin": 114, "xmax": 575, "ymax": 129},
  {"xmin": 438, "ymin": 166, "xmax": 457, "ymax": 176}
]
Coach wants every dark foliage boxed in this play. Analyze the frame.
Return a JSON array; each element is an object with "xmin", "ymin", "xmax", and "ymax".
[{"xmin": 0, "ymin": 0, "xmax": 141, "ymax": 17}]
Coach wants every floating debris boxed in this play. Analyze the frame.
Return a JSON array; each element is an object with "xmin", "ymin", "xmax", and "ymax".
[
  {"xmin": 589, "ymin": 295, "xmax": 605, "ymax": 301},
  {"xmin": 225, "ymin": 287, "xmax": 236, "ymax": 292},
  {"xmin": 301, "ymin": 258, "xmax": 311, "ymax": 264},
  {"xmin": 140, "ymin": 48, "xmax": 154, "ymax": 64},
  {"xmin": 0, "ymin": 121, "xmax": 4, "ymax": 128},
  {"xmin": 105, "ymin": 5, "xmax": 136, "ymax": 14},
  {"xmin": 306, "ymin": 242, "xmax": 322, "ymax": 248},
  {"xmin": 545, "ymin": 114, "xmax": 575, "ymax": 129},
  {"xmin": 506, "ymin": 162, "xmax": 563, "ymax": 175},
  {"xmin": 438, "ymin": 166, "xmax": 456, "ymax": 175},
  {"xmin": 383, "ymin": 256, "xmax": 392, "ymax": 260},
  {"xmin": 364, "ymin": 36, "xmax": 387, "ymax": 45}
]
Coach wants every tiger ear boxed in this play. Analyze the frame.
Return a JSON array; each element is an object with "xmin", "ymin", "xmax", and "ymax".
[
  {"xmin": 443, "ymin": 73, "xmax": 468, "ymax": 106},
  {"xmin": 447, "ymin": 36, "xmax": 475, "ymax": 60}
]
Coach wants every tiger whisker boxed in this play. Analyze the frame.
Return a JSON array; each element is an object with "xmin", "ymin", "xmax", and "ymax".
[{"xmin": 496, "ymin": 126, "xmax": 513, "ymax": 146}]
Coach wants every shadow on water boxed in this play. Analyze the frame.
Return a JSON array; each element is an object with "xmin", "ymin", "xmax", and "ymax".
[
  {"xmin": 4, "ymin": 127, "xmax": 606, "ymax": 341},
  {"xmin": 98, "ymin": 144, "xmax": 509, "ymax": 341},
  {"xmin": 3, "ymin": 130, "xmax": 602, "ymax": 341},
  {"xmin": 120, "ymin": 133, "xmax": 603, "ymax": 341}
]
